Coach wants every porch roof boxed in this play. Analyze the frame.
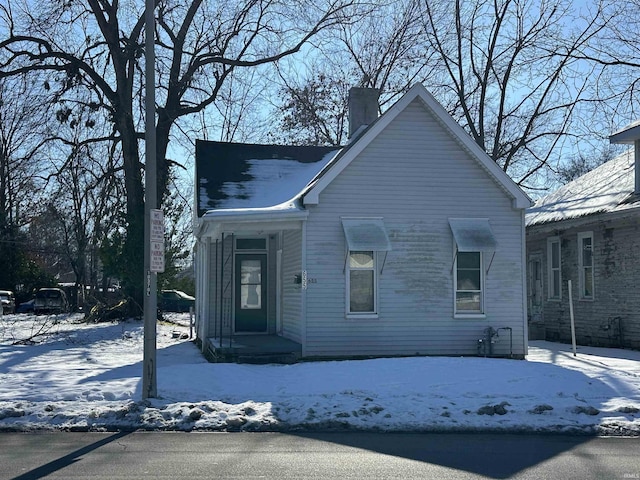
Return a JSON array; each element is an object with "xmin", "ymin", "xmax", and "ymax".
[{"xmin": 197, "ymin": 207, "xmax": 309, "ymax": 238}]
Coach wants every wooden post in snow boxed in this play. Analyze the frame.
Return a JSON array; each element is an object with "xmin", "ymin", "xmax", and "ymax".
[{"xmin": 568, "ymin": 280, "xmax": 577, "ymax": 356}]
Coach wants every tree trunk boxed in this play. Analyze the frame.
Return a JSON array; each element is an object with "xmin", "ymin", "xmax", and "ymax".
[{"xmin": 117, "ymin": 110, "xmax": 145, "ymax": 312}]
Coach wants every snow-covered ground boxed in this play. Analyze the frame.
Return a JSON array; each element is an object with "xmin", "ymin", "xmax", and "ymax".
[{"xmin": 0, "ymin": 313, "xmax": 638, "ymax": 435}]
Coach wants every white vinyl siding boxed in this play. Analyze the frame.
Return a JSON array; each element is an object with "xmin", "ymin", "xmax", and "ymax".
[
  {"xmin": 302, "ymin": 98, "xmax": 526, "ymax": 357},
  {"xmin": 281, "ymin": 230, "xmax": 303, "ymax": 342},
  {"xmin": 547, "ymin": 237, "xmax": 561, "ymax": 300},
  {"xmin": 578, "ymin": 231, "xmax": 594, "ymax": 300}
]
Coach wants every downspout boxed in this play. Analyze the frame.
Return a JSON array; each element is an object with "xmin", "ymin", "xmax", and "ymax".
[
  {"xmin": 635, "ymin": 138, "xmax": 639, "ymax": 195},
  {"xmin": 521, "ymin": 209, "xmax": 529, "ymax": 356},
  {"xmin": 301, "ymin": 219, "xmax": 308, "ymax": 357}
]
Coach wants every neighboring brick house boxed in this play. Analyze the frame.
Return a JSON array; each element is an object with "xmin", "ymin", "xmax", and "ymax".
[{"xmin": 525, "ymin": 121, "xmax": 640, "ymax": 349}]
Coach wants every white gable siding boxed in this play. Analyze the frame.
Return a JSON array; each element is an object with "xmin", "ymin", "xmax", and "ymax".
[
  {"xmin": 194, "ymin": 239, "xmax": 210, "ymax": 344},
  {"xmin": 281, "ymin": 230, "xmax": 303, "ymax": 343},
  {"xmin": 303, "ymin": 98, "xmax": 526, "ymax": 357}
]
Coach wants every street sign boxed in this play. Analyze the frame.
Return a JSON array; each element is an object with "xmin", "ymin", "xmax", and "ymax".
[
  {"xmin": 150, "ymin": 241, "xmax": 165, "ymax": 273},
  {"xmin": 150, "ymin": 209, "xmax": 165, "ymax": 273},
  {"xmin": 150, "ymin": 209, "xmax": 164, "ymax": 242}
]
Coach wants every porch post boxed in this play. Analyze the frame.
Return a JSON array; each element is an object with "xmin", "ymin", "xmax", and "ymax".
[
  {"xmin": 213, "ymin": 237, "xmax": 218, "ymax": 342},
  {"xmin": 229, "ymin": 233, "xmax": 235, "ymax": 348},
  {"xmin": 218, "ymin": 232, "xmax": 224, "ymax": 344}
]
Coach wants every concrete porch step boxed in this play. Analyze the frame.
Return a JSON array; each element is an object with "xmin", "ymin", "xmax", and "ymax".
[{"xmin": 206, "ymin": 334, "xmax": 302, "ymax": 364}]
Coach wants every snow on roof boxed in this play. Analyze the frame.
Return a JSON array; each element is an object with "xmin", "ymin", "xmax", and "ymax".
[
  {"xmin": 213, "ymin": 152, "xmax": 338, "ymax": 211},
  {"xmin": 526, "ymin": 150, "xmax": 638, "ymax": 227},
  {"xmin": 195, "ymin": 141, "xmax": 341, "ymax": 217},
  {"xmin": 610, "ymin": 119, "xmax": 640, "ymax": 144}
]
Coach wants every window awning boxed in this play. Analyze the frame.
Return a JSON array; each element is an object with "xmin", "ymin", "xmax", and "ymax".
[
  {"xmin": 449, "ymin": 218, "xmax": 498, "ymax": 253},
  {"xmin": 342, "ymin": 218, "xmax": 392, "ymax": 251}
]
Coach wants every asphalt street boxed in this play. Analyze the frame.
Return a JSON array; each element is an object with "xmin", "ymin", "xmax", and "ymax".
[{"xmin": 1, "ymin": 432, "xmax": 639, "ymax": 479}]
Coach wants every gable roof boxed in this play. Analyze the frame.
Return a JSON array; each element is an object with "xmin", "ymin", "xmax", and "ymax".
[
  {"xmin": 195, "ymin": 83, "xmax": 532, "ymax": 223},
  {"xmin": 526, "ymin": 150, "xmax": 639, "ymax": 227},
  {"xmin": 195, "ymin": 141, "xmax": 340, "ymax": 218},
  {"xmin": 301, "ymin": 83, "xmax": 531, "ymax": 209}
]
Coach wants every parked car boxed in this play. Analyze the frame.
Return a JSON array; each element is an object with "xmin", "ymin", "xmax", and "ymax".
[
  {"xmin": 159, "ymin": 290, "xmax": 195, "ymax": 313},
  {"xmin": 34, "ymin": 288, "xmax": 69, "ymax": 315},
  {"xmin": 16, "ymin": 299, "xmax": 35, "ymax": 314},
  {"xmin": 0, "ymin": 290, "xmax": 16, "ymax": 314}
]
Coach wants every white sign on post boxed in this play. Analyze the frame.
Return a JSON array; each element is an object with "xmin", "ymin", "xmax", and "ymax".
[{"xmin": 150, "ymin": 209, "xmax": 165, "ymax": 273}]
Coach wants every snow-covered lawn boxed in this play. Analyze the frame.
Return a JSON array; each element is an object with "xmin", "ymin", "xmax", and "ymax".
[{"xmin": 0, "ymin": 313, "xmax": 638, "ymax": 434}]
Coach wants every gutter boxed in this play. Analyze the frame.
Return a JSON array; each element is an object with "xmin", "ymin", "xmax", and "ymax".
[
  {"xmin": 196, "ymin": 208, "xmax": 310, "ymax": 238},
  {"xmin": 526, "ymin": 204, "xmax": 640, "ymax": 235}
]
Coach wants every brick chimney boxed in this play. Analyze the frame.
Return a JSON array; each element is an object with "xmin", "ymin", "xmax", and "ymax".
[
  {"xmin": 610, "ymin": 120, "xmax": 640, "ymax": 195},
  {"xmin": 348, "ymin": 87, "xmax": 380, "ymax": 139}
]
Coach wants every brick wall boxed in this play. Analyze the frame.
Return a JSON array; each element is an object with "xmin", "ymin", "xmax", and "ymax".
[{"xmin": 526, "ymin": 214, "xmax": 640, "ymax": 349}]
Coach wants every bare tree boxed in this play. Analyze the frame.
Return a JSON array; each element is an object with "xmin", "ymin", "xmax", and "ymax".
[
  {"xmin": 0, "ymin": 74, "xmax": 52, "ymax": 291},
  {"xmin": 270, "ymin": 0, "xmax": 434, "ymax": 145},
  {"xmin": 44, "ymin": 140, "xmax": 124, "ymax": 291},
  {"xmin": 334, "ymin": 0, "xmax": 434, "ymax": 104},
  {"xmin": 0, "ymin": 0, "xmax": 361, "ymax": 307},
  {"xmin": 269, "ymin": 69, "xmax": 351, "ymax": 146},
  {"xmin": 420, "ymin": 0, "xmax": 617, "ymax": 191},
  {"xmin": 568, "ymin": 0, "xmax": 640, "ymax": 136},
  {"xmin": 0, "ymin": 75, "xmax": 49, "ymax": 228}
]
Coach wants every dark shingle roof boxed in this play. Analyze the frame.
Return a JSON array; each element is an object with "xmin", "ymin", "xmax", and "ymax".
[{"xmin": 195, "ymin": 140, "xmax": 340, "ymax": 217}]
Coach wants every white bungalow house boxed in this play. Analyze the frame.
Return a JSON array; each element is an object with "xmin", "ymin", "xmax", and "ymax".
[
  {"xmin": 525, "ymin": 121, "xmax": 640, "ymax": 349},
  {"xmin": 193, "ymin": 84, "xmax": 532, "ymax": 362}
]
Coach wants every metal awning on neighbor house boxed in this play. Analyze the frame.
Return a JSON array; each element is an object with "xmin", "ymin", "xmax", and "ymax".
[{"xmin": 449, "ymin": 218, "xmax": 498, "ymax": 273}]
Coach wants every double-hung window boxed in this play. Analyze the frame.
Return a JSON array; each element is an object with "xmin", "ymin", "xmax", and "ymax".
[
  {"xmin": 348, "ymin": 251, "xmax": 376, "ymax": 313},
  {"xmin": 448, "ymin": 218, "xmax": 497, "ymax": 317},
  {"xmin": 341, "ymin": 217, "xmax": 391, "ymax": 317},
  {"xmin": 578, "ymin": 232, "xmax": 594, "ymax": 299},
  {"xmin": 547, "ymin": 237, "xmax": 561, "ymax": 300},
  {"xmin": 455, "ymin": 251, "xmax": 483, "ymax": 314}
]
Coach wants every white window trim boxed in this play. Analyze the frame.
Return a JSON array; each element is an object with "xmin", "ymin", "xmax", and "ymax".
[
  {"xmin": 547, "ymin": 236, "xmax": 561, "ymax": 301},
  {"xmin": 577, "ymin": 231, "xmax": 594, "ymax": 301},
  {"xmin": 453, "ymin": 250, "xmax": 486, "ymax": 318},
  {"xmin": 346, "ymin": 250, "xmax": 379, "ymax": 318}
]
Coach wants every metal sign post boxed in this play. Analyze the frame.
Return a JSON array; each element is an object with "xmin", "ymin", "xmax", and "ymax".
[{"xmin": 143, "ymin": 0, "xmax": 158, "ymax": 400}]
